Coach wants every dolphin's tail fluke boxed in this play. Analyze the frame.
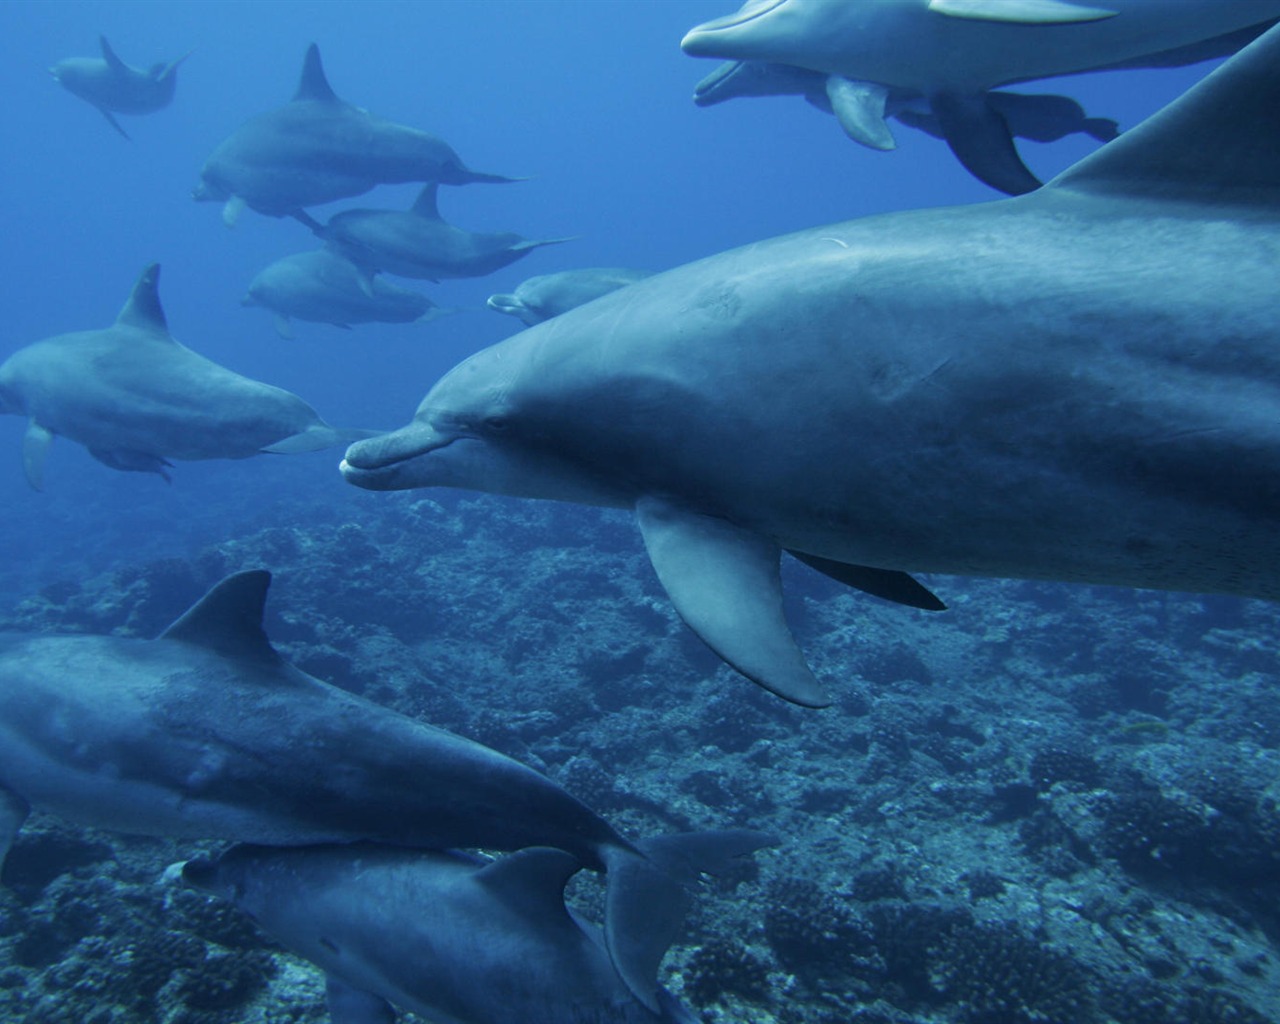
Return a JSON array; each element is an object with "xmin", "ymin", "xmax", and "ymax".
[{"xmin": 602, "ymin": 829, "xmax": 776, "ymax": 1012}]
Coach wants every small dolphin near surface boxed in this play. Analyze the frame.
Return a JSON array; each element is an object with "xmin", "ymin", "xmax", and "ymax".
[
  {"xmin": 693, "ymin": 60, "xmax": 1118, "ymax": 150},
  {"xmin": 183, "ymin": 842, "xmax": 743, "ymax": 1023},
  {"xmin": 681, "ymin": 0, "xmax": 1280, "ymax": 194},
  {"xmin": 321, "ymin": 183, "xmax": 572, "ymax": 281},
  {"xmin": 343, "ymin": 27, "xmax": 1280, "ymax": 709},
  {"xmin": 487, "ymin": 267, "xmax": 653, "ymax": 327},
  {"xmin": 244, "ymin": 248, "xmax": 456, "ymax": 338},
  {"xmin": 0, "ymin": 264, "xmax": 356, "ymax": 489},
  {"xmin": 50, "ymin": 35, "xmax": 190, "ymax": 139},
  {"xmin": 195, "ymin": 44, "xmax": 520, "ymax": 227},
  {"xmin": 0, "ymin": 569, "xmax": 770, "ymax": 1011}
]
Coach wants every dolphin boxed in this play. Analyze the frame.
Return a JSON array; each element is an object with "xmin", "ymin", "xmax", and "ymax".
[
  {"xmin": 182, "ymin": 843, "xmax": 735, "ymax": 1024},
  {"xmin": 195, "ymin": 44, "xmax": 520, "ymax": 227},
  {"xmin": 693, "ymin": 60, "xmax": 1118, "ymax": 149},
  {"xmin": 50, "ymin": 35, "xmax": 190, "ymax": 139},
  {"xmin": 0, "ymin": 569, "xmax": 771, "ymax": 1010},
  {"xmin": 320, "ymin": 183, "xmax": 573, "ymax": 281},
  {"xmin": 681, "ymin": 0, "xmax": 1280, "ymax": 194},
  {"xmin": 487, "ymin": 268, "xmax": 653, "ymax": 327},
  {"xmin": 243, "ymin": 248, "xmax": 457, "ymax": 338},
  {"xmin": 0, "ymin": 264, "xmax": 358, "ymax": 489},
  {"xmin": 342, "ymin": 26, "xmax": 1280, "ymax": 709}
]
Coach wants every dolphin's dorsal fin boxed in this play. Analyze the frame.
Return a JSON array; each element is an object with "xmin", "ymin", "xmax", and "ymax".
[
  {"xmin": 475, "ymin": 847, "xmax": 580, "ymax": 923},
  {"xmin": 99, "ymin": 35, "xmax": 127, "ymax": 72},
  {"xmin": 159, "ymin": 570, "xmax": 281, "ymax": 664},
  {"xmin": 116, "ymin": 263, "xmax": 170, "ymax": 334},
  {"xmin": 410, "ymin": 183, "xmax": 441, "ymax": 219},
  {"xmin": 1050, "ymin": 23, "xmax": 1280, "ymax": 204},
  {"xmin": 295, "ymin": 43, "xmax": 339, "ymax": 103}
]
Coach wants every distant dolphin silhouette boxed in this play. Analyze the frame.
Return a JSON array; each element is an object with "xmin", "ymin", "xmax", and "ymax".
[
  {"xmin": 487, "ymin": 268, "xmax": 654, "ymax": 326},
  {"xmin": 50, "ymin": 35, "xmax": 190, "ymax": 139},
  {"xmin": 0, "ymin": 264, "xmax": 357, "ymax": 488},
  {"xmin": 0, "ymin": 569, "xmax": 773, "ymax": 1011},
  {"xmin": 681, "ymin": 0, "xmax": 1280, "ymax": 193},
  {"xmin": 184, "ymin": 843, "xmax": 727, "ymax": 1024},
  {"xmin": 345, "ymin": 25, "xmax": 1280, "ymax": 707},
  {"xmin": 321, "ymin": 183, "xmax": 573, "ymax": 281},
  {"xmin": 243, "ymin": 248, "xmax": 459, "ymax": 337},
  {"xmin": 195, "ymin": 44, "xmax": 521, "ymax": 227}
]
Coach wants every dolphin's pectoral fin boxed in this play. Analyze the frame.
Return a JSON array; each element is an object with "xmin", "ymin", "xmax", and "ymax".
[
  {"xmin": 0, "ymin": 786, "xmax": 30, "ymax": 878},
  {"xmin": 787, "ymin": 551, "xmax": 946, "ymax": 611},
  {"xmin": 87, "ymin": 448, "xmax": 173, "ymax": 482},
  {"xmin": 160, "ymin": 570, "xmax": 282, "ymax": 664},
  {"xmin": 272, "ymin": 315, "xmax": 295, "ymax": 340},
  {"xmin": 22, "ymin": 421, "xmax": 53, "ymax": 491},
  {"xmin": 325, "ymin": 975, "xmax": 396, "ymax": 1024},
  {"xmin": 354, "ymin": 267, "xmax": 377, "ymax": 299},
  {"xmin": 930, "ymin": 91, "xmax": 1042, "ymax": 196},
  {"xmin": 602, "ymin": 830, "xmax": 776, "ymax": 1013},
  {"xmin": 826, "ymin": 77, "xmax": 896, "ymax": 150},
  {"xmin": 289, "ymin": 209, "xmax": 324, "ymax": 233},
  {"xmin": 928, "ymin": 0, "xmax": 1117, "ymax": 23},
  {"xmin": 221, "ymin": 195, "xmax": 246, "ymax": 228},
  {"xmin": 635, "ymin": 496, "xmax": 830, "ymax": 707},
  {"xmin": 95, "ymin": 106, "xmax": 132, "ymax": 140}
]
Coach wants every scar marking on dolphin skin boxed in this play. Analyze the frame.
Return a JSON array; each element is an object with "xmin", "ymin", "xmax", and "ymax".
[{"xmin": 820, "ymin": 237, "xmax": 850, "ymax": 248}]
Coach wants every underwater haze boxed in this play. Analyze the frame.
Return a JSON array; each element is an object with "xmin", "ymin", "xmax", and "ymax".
[{"xmin": 1, "ymin": 3, "xmax": 1279, "ymax": 1024}]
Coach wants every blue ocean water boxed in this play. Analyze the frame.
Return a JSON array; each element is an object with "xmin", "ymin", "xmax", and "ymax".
[{"xmin": 1, "ymin": 3, "xmax": 1277, "ymax": 1023}]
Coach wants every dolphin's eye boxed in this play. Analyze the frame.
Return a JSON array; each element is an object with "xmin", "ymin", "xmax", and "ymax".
[{"xmin": 483, "ymin": 415, "xmax": 510, "ymax": 434}]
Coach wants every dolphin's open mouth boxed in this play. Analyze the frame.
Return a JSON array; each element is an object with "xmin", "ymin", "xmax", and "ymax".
[{"xmin": 682, "ymin": 0, "xmax": 787, "ymax": 52}]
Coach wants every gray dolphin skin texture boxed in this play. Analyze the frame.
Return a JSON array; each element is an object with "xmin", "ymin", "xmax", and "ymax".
[
  {"xmin": 194, "ymin": 44, "xmax": 519, "ymax": 225},
  {"xmin": 50, "ymin": 35, "xmax": 189, "ymax": 139},
  {"xmin": 486, "ymin": 267, "xmax": 654, "ymax": 327},
  {"xmin": 183, "ymin": 844, "xmax": 709, "ymax": 1024},
  {"xmin": 243, "ymin": 248, "xmax": 452, "ymax": 336},
  {"xmin": 680, "ymin": 0, "xmax": 1280, "ymax": 194},
  {"xmin": 322, "ymin": 183, "xmax": 572, "ymax": 281},
  {"xmin": 343, "ymin": 27, "xmax": 1280, "ymax": 709},
  {"xmin": 0, "ymin": 570, "xmax": 771, "ymax": 1011},
  {"xmin": 0, "ymin": 263, "xmax": 352, "ymax": 489}
]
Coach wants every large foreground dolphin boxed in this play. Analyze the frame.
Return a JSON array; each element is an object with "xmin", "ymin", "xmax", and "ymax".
[
  {"xmin": 243, "ymin": 248, "xmax": 456, "ymax": 338},
  {"xmin": 50, "ymin": 35, "xmax": 190, "ymax": 139},
  {"xmin": 342, "ymin": 27, "xmax": 1280, "ymax": 708},
  {"xmin": 194, "ymin": 44, "xmax": 519, "ymax": 226},
  {"xmin": 183, "ymin": 843, "xmax": 719, "ymax": 1023},
  {"xmin": 321, "ymin": 183, "xmax": 572, "ymax": 281},
  {"xmin": 681, "ymin": 0, "xmax": 1280, "ymax": 193},
  {"xmin": 0, "ymin": 569, "xmax": 769, "ymax": 1009},
  {"xmin": 0, "ymin": 264, "xmax": 356, "ymax": 488}
]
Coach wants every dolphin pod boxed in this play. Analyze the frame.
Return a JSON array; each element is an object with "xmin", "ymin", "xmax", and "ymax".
[
  {"xmin": 194, "ymin": 43, "xmax": 521, "ymax": 227},
  {"xmin": 681, "ymin": 0, "xmax": 1280, "ymax": 194},
  {"xmin": 182, "ymin": 843, "xmax": 710, "ymax": 1024},
  {"xmin": 0, "ymin": 264, "xmax": 360, "ymax": 489},
  {"xmin": 343, "ymin": 26, "xmax": 1280, "ymax": 708},
  {"xmin": 243, "ymin": 247, "xmax": 459, "ymax": 338},
  {"xmin": 0, "ymin": 569, "xmax": 772, "ymax": 1011},
  {"xmin": 320, "ymin": 183, "xmax": 573, "ymax": 281},
  {"xmin": 49, "ymin": 35, "xmax": 190, "ymax": 139}
]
